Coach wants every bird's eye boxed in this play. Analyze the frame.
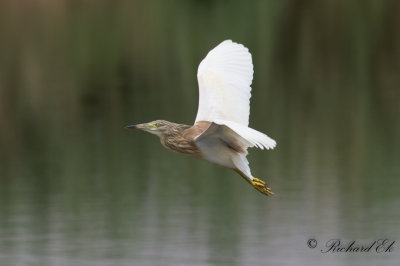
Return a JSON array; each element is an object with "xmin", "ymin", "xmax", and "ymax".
[{"xmin": 150, "ymin": 123, "xmax": 158, "ymax": 129}]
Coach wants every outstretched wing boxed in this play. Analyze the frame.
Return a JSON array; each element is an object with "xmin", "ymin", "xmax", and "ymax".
[
  {"xmin": 195, "ymin": 40, "xmax": 253, "ymax": 126},
  {"xmin": 195, "ymin": 40, "xmax": 276, "ymax": 150}
]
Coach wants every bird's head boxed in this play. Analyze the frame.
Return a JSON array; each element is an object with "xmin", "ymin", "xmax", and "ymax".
[{"xmin": 126, "ymin": 120, "xmax": 173, "ymax": 137}]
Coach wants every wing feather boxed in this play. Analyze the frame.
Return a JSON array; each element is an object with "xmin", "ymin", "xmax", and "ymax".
[
  {"xmin": 213, "ymin": 120, "xmax": 276, "ymax": 150},
  {"xmin": 195, "ymin": 40, "xmax": 277, "ymax": 150},
  {"xmin": 195, "ymin": 40, "xmax": 253, "ymax": 126}
]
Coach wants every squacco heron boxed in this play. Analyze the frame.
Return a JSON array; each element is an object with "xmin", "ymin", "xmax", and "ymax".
[{"xmin": 127, "ymin": 40, "xmax": 277, "ymax": 196}]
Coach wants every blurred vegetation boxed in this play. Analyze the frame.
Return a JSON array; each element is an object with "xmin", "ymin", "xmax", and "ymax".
[{"xmin": 0, "ymin": 0, "xmax": 399, "ymax": 190}]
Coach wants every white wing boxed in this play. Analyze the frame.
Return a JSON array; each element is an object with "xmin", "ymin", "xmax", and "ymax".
[
  {"xmin": 196, "ymin": 121, "xmax": 276, "ymax": 151},
  {"xmin": 196, "ymin": 40, "xmax": 253, "ymax": 126},
  {"xmin": 195, "ymin": 40, "xmax": 277, "ymax": 150},
  {"xmin": 213, "ymin": 120, "xmax": 276, "ymax": 150}
]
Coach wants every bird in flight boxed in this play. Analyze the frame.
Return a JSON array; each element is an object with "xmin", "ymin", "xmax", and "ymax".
[{"xmin": 127, "ymin": 40, "xmax": 276, "ymax": 196}]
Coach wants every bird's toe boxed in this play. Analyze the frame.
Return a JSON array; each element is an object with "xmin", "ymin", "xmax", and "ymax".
[{"xmin": 251, "ymin": 178, "xmax": 274, "ymax": 196}]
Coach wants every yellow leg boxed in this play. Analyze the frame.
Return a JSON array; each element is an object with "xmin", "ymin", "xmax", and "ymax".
[{"xmin": 233, "ymin": 169, "xmax": 275, "ymax": 196}]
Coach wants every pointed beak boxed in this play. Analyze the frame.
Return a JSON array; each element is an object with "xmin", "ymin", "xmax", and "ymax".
[{"xmin": 125, "ymin": 123, "xmax": 146, "ymax": 129}]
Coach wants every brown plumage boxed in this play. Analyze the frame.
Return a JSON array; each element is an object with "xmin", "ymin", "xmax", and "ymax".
[{"xmin": 158, "ymin": 121, "xmax": 211, "ymax": 158}]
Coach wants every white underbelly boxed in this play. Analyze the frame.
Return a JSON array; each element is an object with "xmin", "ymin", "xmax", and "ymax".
[{"xmin": 197, "ymin": 138, "xmax": 235, "ymax": 169}]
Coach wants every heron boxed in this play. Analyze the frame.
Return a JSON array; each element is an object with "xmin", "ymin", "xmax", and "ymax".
[{"xmin": 127, "ymin": 40, "xmax": 277, "ymax": 196}]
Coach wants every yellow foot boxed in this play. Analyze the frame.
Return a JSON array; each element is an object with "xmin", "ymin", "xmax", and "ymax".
[{"xmin": 252, "ymin": 177, "xmax": 274, "ymax": 196}]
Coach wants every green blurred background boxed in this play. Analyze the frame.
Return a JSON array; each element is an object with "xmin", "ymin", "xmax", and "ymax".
[{"xmin": 0, "ymin": 0, "xmax": 399, "ymax": 265}]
